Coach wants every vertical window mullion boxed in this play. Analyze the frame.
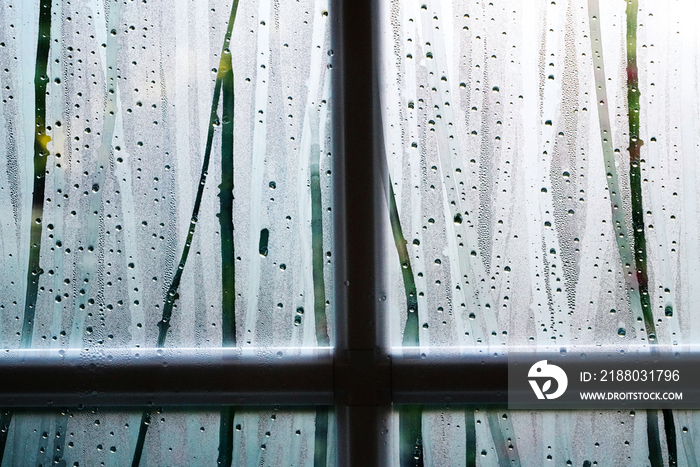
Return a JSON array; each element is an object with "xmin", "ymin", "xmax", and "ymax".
[{"xmin": 332, "ymin": 0, "xmax": 391, "ymax": 466}]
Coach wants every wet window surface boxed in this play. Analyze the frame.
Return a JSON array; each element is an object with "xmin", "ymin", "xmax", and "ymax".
[
  {"xmin": 0, "ymin": 0, "xmax": 333, "ymax": 350},
  {"xmin": 2, "ymin": 0, "xmax": 700, "ymax": 465},
  {"xmin": 0, "ymin": 0, "xmax": 333, "ymax": 464},
  {"xmin": 2, "ymin": 408, "xmax": 332, "ymax": 467},
  {"xmin": 381, "ymin": 0, "xmax": 698, "ymax": 465}
]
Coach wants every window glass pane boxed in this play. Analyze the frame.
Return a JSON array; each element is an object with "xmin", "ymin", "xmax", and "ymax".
[
  {"xmin": 381, "ymin": 0, "xmax": 698, "ymax": 465},
  {"xmin": 2, "ymin": 408, "xmax": 334, "ymax": 466},
  {"xmin": 393, "ymin": 407, "xmax": 678, "ymax": 467},
  {"xmin": 0, "ymin": 0, "xmax": 333, "ymax": 350},
  {"xmin": 380, "ymin": 0, "xmax": 698, "ymax": 349}
]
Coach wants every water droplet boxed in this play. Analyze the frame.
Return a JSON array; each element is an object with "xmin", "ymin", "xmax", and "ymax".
[{"xmin": 259, "ymin": 229, "xmax": 270, "ymax": 257}]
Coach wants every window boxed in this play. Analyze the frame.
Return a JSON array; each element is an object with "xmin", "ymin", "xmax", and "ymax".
[{"xmin": 0, "ymin": 0, "xmax": 697, "ymax": 465}]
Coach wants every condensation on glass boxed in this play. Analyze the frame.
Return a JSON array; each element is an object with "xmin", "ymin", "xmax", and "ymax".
[
  {"xmin": 1, "ymin": 408, "xmax": 334, "ymax": 467},
  {"xmin": 0, "ymin": 0, "xmax": 334, "ymax": 350},
  {"xmin": 390, "ymin": 406, "xmax": 669, "ymax": 467},
  {"xmin": 380, "ymin": 0, "xmax": 699, "ymax": 465}
]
